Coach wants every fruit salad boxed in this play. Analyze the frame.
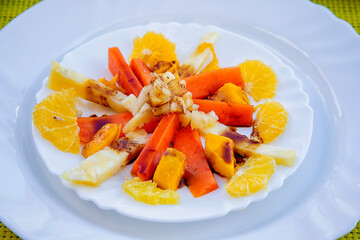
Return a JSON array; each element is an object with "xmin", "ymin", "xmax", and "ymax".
[{"xmin": 32, "ymin": 31, "xmax": 296, "ymax": 205}]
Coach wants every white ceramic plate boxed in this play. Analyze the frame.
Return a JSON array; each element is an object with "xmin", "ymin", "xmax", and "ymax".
[
  {"xmin": 1, "ymin": 0, "xmax": 360, "ymax": 239},
  {"xmin": 33, "ymin": 22, "xmax": 313, "ymax": 222}
]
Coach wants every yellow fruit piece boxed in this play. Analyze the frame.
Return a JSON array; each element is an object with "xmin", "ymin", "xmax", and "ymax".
[
  {"xmin": 47, "ymin": 60, "xmax": 90, "ymax": 99},
  {"xmin": 123, "ymin": 103, "xmax": 155, "ymax": 133},
  {"xmin": 225, "ymin": 155, "xmax": 275, "ymax": 197},
  {"xmin": 62, "ymin": 146, "xmax": 129, "ymax": 186},
  {"xmin": 130, "ymin": 31, "xmax": 178, "ymax": 69},
  {"xmin": 47, "ymin": 61, "xmax": 129, "ymax": 113},
  {"xmin": 198, "ymin": 42, "xmax": 219, "ymax": 73},
  {"xmin": 251, "ymin": 101, "xmax": 288, "ymax": 144},
  {"xmin": 222, "ymin": 130, "xmax": 296, "ymax": 167},
  {"xmin": 179, "ymin": 110, "xmax": 219, "ymax": 130},
  {"xmin": 178, "ymin": 32, "xmax": 219, "ymax": 78},
  {"xmin": 205, "ymin": 133, "xmax": 236, "ymax": 179},
  {"xmin": 239, "ymin": 60, "xmax": 278, "ymax": 101},
  {"xmin": 122, "ymin": 177, "xmax": 180, "ymax": 205},
  {"xmin": 210, "ymin": 83, "xmax": 250, "ymax": 105},
  {"xmin": 33, "ymin": 89, "xmax": 80, "ymax": 153},
  {"xmin": 153, "ymin": 148, "xmax": 186, "ymax": 190},
  {"xmin": 82, "ymin": 123, "xmax": 122, "ymax": 158},
  {"xmin": 152, "ymin": 61, "xmax": 179, "ymax": 78},
  {"xmin": 98, "ymin": 74, "xmax": 124, "ymax": 91}
]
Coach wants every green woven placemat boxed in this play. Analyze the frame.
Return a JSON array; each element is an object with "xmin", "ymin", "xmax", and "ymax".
[
  {"xmin": 0, "ymin": 0, "xmax": 359, "ymax": 239},
  {"xmin": 0, "ymin": 0, "xmax": 41, "ymax": 29},
  {"xmin": 312, "ymin": 0, "xmax": 360, "ymax": 34}
]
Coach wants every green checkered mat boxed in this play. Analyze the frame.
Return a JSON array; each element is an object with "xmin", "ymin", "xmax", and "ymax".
[
  {"xmin": 0, "ymin": 0, "xmax": 359, "ymax": 239},
  {"xmin": 0, "ymin": 0, "xmax": 42, "ymax": 29},
  {"xmin": 313, "ymin": 0, "xmax": 360, "ymax": 34}
]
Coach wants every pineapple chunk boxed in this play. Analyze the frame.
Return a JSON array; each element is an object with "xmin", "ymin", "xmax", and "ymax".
[
  {"xmin": 178, "ymin": 113, "xmax": 191, "ymax": 128},
  {"xmin": 199, "ymin": 121, "xmax": 229, "ymax": 136},
  {"xmin": 81, "ymin": 123, "xmax": 122, "ymax": 158},
  {"xmin": 162, "ymin": 71, "xmax": 176, "ymax": 83},
  {"xmin": 47, "ymin": 60, "xmax": 90, "ymax": 98},
  {"xmin": 152, "ymin": 102, "xmax": 171, "ymax": 116},
  {"xmin": 205, "ymin": 134, "xmax": 235, "ymax": 178},
  {"xmin": 131, "ymin": 72, "xmax": 193, "ymax": 117},
  {"xmin": 170, "ymin": 96, "xmax": 186, "ymax": 114},
  {"xmin": 149, "ymin": 77, "xmax": 172, "ymax": 107},
  {"xmin": 86, "ymin": 80, "xmax": 128, "ymax": 112},
  {"xmin": 47, "ymin": 60, "xmax": 128, "ymax": 112},
  {"xmin": 111, "ymin": 130, "xmax": 148, "ymax": 161},
  {"xmin": 179, "ymin": 32, "xmax": 219, "ymax": 77},
  {"xmin": 179, "ymin": 110, "xmax": 219, "ymax": 129},
  {"xmin": 132, "ymin": 84, "xmax": 152, "ymax": 115},
  {"xmin": 210, "ymin": 83, "xmax": 250, "ymax": 105},
  {"xmin": 117, "ymin": 94, "xmax": 138, "ymax": 115},
  {"xmin": 63, "ymin": 132, "xmax": 148, "ymax": 186},
  {"xmin": 62, "ymin": 146, "xmax": 129, "ymax": 186},
  {"xmin": 153, "ymin": 148, "xmax": 186, "ymax": 190},
  {"xmin": 254, "ymin": 145, "xmax": 296, "ymax": 167},
  {"xmin": 222, "ymin": 130, "xmax": 296, "ymax": 167},
  {"xmin": 167, "ymin": 78, "xmax": 187, "ymax": 97},
  {"xmin": 182, "ymin": 92, "xmax": 195, "ymax": 111},
  {"xmin": 123, "ymin": 103, "xmax": 155, "ymax": 133},
  {"xmin": 124, "ymin": 129, "xmax": 149, "ymax": 143}
]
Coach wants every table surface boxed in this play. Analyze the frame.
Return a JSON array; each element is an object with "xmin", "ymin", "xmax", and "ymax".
[{"xmin": 0, "ymin": 0, "xmax": 359, "ymax": 239}]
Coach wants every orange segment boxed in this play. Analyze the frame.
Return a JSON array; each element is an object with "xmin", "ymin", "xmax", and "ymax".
[
  {"xmin": 225, "ymin": 155, "xmax": 275, "ymax": 196},
  {"xmin": 32, "ymin": 89, "xmax": 80, "ymax": 153},
  {"xmin": 239, "ymin": 60, "xmax": 278, "ymax": 101},
  {"xmin": 122, "ymin": 177, "xmax": 180, "ymax": 205},
  {"xmin": 130, "ymin": 31, "xmax": 178, "ymax": 69},
  {"xmin": 251, "ymin": 101, "xmax": 288, "ymax": 144}
]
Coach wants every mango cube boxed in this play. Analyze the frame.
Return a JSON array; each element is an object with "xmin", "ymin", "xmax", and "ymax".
[
  {"xmin": 153, "ymin": 148, "xmax": 186, "ymax": 190},
  {"xmin": 205, "ymin": 133, "xmax": 236, "ymax": 179},
  {"xmin": 82, "ymin": 123, "xmax": 122, "ymax": 158},
  {"xmin": 210, "ymin": 83, "xmax": 249, "ymax": 104}
]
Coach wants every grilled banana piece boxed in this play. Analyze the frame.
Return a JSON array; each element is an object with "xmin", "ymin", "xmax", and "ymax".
[
  {"xmin": 62, "ymin": 147, "xmax": 129, "ymax": 186},
  {"xmin": 48, "ymin": 60, "xmax": 129, "ymax": 112},
  {"xmin": 62, "ymin": 130, "xmax": 148, "ymax": 186},
  {"xmin": 222, "ymin": 130, "xmax": 296, "ymax": 167}
]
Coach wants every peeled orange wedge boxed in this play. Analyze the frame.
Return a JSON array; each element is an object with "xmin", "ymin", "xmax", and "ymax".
[
  {"xmin": 33, "ymin": 89, "xmax": 80, "ymax": 153},
  {"xmin": 225, "ymin": 156, "xmax": 275, "ymax": 197},
  {"xmin": 239, "ymin": 60, "xmax": 278, "ymax": 101},
  {"xmin": 130, "ymin": 31, "xmax": 178, "ymax": 69},
  {"xmin": 251, "ymin": 101, "xmax": 288, "ymax": 144},
  {"xmin": 122, "ymin": 177, "xmax": 180, "ymax": 205}
]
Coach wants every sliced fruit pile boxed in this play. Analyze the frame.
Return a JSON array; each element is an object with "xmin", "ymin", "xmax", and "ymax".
[{"xmin": 33, "ymin": 31, "xmax": 296, "ymax": 205}]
